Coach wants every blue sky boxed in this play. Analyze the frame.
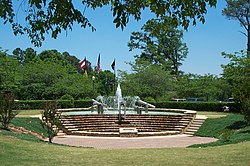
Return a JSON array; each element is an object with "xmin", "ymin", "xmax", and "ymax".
[{"xmin": 0, "ymin": 0, "xmax": 246, "ymax": 75}]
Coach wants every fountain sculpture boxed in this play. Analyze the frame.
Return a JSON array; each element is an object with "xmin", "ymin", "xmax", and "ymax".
[{"xmin": 92, "ymin": 83, "xmax": 155, "ymax": 118}]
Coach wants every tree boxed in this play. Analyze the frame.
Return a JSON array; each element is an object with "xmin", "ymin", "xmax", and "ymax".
[
  {"xmin": 12, "ymin": 48, "xmax": 25, "ymax": 65},
  {"xmin": 222, "ymin": 0, "xmax": 250, "ymax": 55},
  {"xmin": 19, "ymin": 58, "xmax": 76, "ymax": 100},
  {"xmin": 96, "ymin": 70, "xmax": 115, "ymax": 96},
  {"xmin": 41, "ymin": 101, "xmax": 62, "ymax": 143},
  {"xmin": 0, "ymin": 50, "xmax": 21, "ymax": 93},
  {"xmin": 0, "ymin": 91, "xmax": 19, "ymax": 130},
  {"xmin": 177, "ymin": 74, "xmax": 231, "ymax": 101},
  {"xmin": 62, "ymin": 52, "xmax": 81, "ymax": 73},
  {"xmin": 222, "ymin": 51, "xmax": 250, "ymax": 123},
  {"xmin": 128, "ymin": 17, "xmax": 188, "ymax": 78},
  {"xmin": 0, "ymin": 0, "xmax": 217, "ymax": 46},
  {"xmin": 120, "ymin": 60, "xmax": 176, "ymax": 100},
  {"xmin": 12, "ymin": 48, "xmax": 37, "ymax": 65},
  {"xmin": 24, "ymin": 48, "xmax": 37, "ymax": 63}
]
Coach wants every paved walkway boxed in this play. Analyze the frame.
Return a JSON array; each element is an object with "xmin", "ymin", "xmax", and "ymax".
[{"xmin": 51, "ymin": 134, "xmax": 217, "ymax": 149}]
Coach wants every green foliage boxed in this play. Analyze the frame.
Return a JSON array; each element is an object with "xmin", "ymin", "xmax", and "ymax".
[
  {"xmin": 0, "ymin": 0, "xmax": 216, "ymax": 46},
  {"xmin": 222, "ymin": 51, "xmax": 250, "ymax": 123},
  {"xmin": 128, "ymin": 17, "xmax": 188, "ymax": 77},
  {"xmin": 95, "ymin": 70, "xmax": 115, "ymax": 96},
  {"xmin": 120, "ymin": 62, "xmax": 176, "ymax": 100},
  {"xmin": 15, "ymin": 100, "xmax": 93, "ymax": 109},
  {"xmin": 0, "ymin": 51, "xmax": 21, "ymax": 93},
  {"xmin": 15, "ymin": 100, "xmax": 48, "ymax": 110},
  {"xmin": 59, "ymin": 94, "xmax": 74, "ymax": 108},
  {"xmin": 0, "ymin": 92, "xmax": 19, "ymax": 129},
  {"xmin": 177, "ymin": 73, "xmax": 232, "ymax": 101},
  {"xmin": 18, "ymin": 50, "xmax": 93, "ymax": 100},
  {"xmin": 41, "ymin": 101, "xmax": 62, "ymax": 143},
  {"xmin": 74, "ymin": 100, "xmax": 93, "ymax": 108},
  {"xmin": 143, "ymin": 97, "xmax": 156, "ymax": 104}
]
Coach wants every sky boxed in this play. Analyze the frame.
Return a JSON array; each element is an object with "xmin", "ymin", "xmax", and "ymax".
[{"xmin": 0, "ymin": 0, "xmax": 246, "ymax": 75}]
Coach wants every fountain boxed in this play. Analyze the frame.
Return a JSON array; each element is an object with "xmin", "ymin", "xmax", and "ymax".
[
  {"xmin": 92, "ymin": 83, "xmax": 155, "ymax": 116},
  {"xmin": 58, "ymin": 83, "xmax": 197, "ymax": 137}
]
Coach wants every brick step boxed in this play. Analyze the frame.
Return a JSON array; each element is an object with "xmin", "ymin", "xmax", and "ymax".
[
  {"xmin": 60, "ymin": 117, "xmax": 184, "ymax": 120},
  {"xmin": 60, "ymin": 118, "xmax": 185, "ymax": 122},
  {"xmin": 67, "ymin": 126, "xmax": 183, "ymax": 131},
  {"xmin": 61, "ymin": 120, "xmax": 185, "ymax": 124},
  {"xmin": 71, "ymin": 131, "xmax": 120, "ymax": 137},
  {"xmin": 184, "ymin": 131, "xmax": 195, "ymax": 135},
  {"xmin": 138, "ymin": 131, "xmax": 181, "ymax": 136},
  {"xmin": 62, "ymin": 124, "xmax": 187, "ymax": 129},
  {"xmin": 68, "ymin": 130, "xmax": 182, "ymax": 137},
  {"xmin": 60, "ymin": 120, "xmax": 184, "ymax": 123}
]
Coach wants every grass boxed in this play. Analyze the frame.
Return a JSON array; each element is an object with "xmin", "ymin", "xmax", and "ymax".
[
  {"xmin": 16, "ymin": 110, "xmax": 42, "ymax": 117},
  {"xmin": 191, "ymin": 114, "xmax": 250, "ymax": 147},
  {"xmin": 11, "ymin": 117, "xmax": 48, "ymax": 137},
  {"xmin": 0, "ymin": 134, "xmax": 249, "ymax": 166},
  {"xmin": 0, "ymin": 117, "xmax": 48, "ymax": 142},
  {"xmin": 0, "ymin": 110, "xmax": 250, "ymax": 165},
  {"xmin": 196, "ymin": 111, "xmax": 232, "ymax": 118}
]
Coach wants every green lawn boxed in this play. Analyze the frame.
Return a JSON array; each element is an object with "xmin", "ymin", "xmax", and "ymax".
[
  {"xmin": 16, "ymin": 110, "xmax": 43, "ymax": 117},
  {"xmin": 0, "ymin": 134, "xmax": 249, "ymax": 166},
  {"xmin": 196, "ymin": 111, "xmax": 232, "ymax": 118},
  {"xmin": 1, "ymin": 111, "xmax": 250, "ymax": 165},
  {"xmin": 191, "ymin": 114, "xmax": 250, "ymax": 147}
]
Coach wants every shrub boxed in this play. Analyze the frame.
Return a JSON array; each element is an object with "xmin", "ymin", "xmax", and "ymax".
[
  {"xmin": 59, "ymin": 94, "xmax": 74, "ymax": 108},
  {"xmin": 0, "ymin": 92, "xmax": 19, "ymax": 129},
  {"xmin": 15, "ymin": 99, "xmax": 93, "ymax": 109},
  {"xmin": 74, "ymin": 100, "xmax": 93, "ymax": 108},
  {"xmin": 41, "ymin": 101, "xmax": 62, "ymax": 143},
  {"xmin": 143, "ymin": 97, "xmax": 156, "ymax": 104}
]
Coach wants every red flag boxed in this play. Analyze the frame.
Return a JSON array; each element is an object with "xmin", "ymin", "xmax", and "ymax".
[
  {"xmin": 97, "ymin": 54, "xmax": 100, "ymax": 74},
  {"xmin": 79, "ymin": 57, "xmax": 86, "ymax": 69}
]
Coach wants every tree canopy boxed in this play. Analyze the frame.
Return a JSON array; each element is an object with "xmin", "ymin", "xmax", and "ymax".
[
  {"xmin": 0, "ymin": 46, "xmax": 232, "ymax": 102},
  {"xmin": 222, "ymin": 51, "xmax": 250, "ymax": 123},
  {"xmin": 0, "ymin": 0, "xmax": 217, "ymax": 46},
  {"xmin": 128, "ymin": 17, "xmax": 188, "ymax": 78}
]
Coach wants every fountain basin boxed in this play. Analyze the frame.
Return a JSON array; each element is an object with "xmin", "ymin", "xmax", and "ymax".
[{"xmin": 57, "ymin": 108, "xmax": 196, "ymax": 137}]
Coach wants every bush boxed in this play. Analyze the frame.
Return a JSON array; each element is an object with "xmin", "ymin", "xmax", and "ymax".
[
  {"xmin": 74, "ymin": 100, "xmax": 93, "ymax": 108},
  {"xmin": 143, "ymin": 97, "xmax": 156, "ymax": 103},
  {"xmin": 41, "ymin": 101, "xmax": 62, "ymax": 143},
  {"xmin": 241, "ymin": 98, "xmax": 250, "ymax": 124},
  {"xmin": 14, "ymin": 100, "xmax": 47, "ymax": 110},
  {"xmin": 59, "ymin": 94, "xmax": 74, "ymax": 108},
  {"xmin": 14, "ymin": 99, "xmax": 93, "ymax": 109},
  {"xmin": 0, "ymin": 92, "xmax": 19, "ymax": 129}
]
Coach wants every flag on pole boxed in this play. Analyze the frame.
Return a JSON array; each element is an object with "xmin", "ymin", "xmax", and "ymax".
[
  {"xmin": 111, "ymin": 59, "xmax": 115, "ymax": 70},
  {"xmin": 79, "ymin": 57, "xmax": 87, "ymax": 69},
  {"xmin": 97, "ymin": 54, "xmax": 100, "ymax": 74}
]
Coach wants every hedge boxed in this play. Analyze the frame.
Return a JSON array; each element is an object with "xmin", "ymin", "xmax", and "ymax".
[
  {"xmin": 14, "ymin": 100, "xmax": 241, "ymax": 112},
  {"xmin": 154, "ymin": 101, "xmax": 241, "ymax": 112},
  {"xmin": 14, "ymin": 100, "xmax": 93, "ymax": 110}
]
